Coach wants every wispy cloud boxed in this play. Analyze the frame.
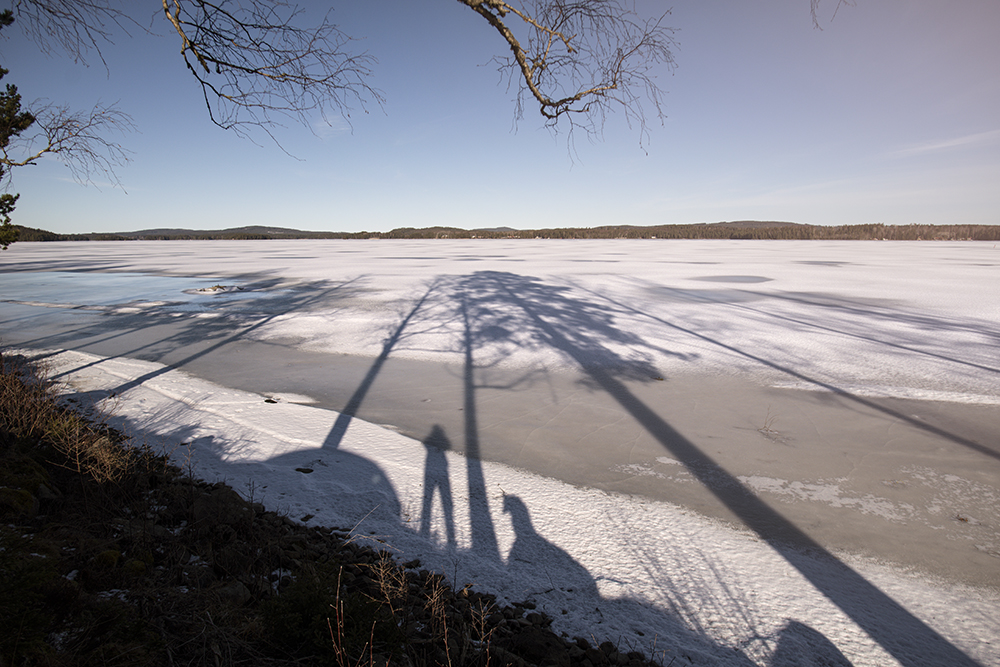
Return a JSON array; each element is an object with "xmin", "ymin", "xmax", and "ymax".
[{"xmin": 888, "ymin": 129, "xmax": 1000, "ymax": 157}]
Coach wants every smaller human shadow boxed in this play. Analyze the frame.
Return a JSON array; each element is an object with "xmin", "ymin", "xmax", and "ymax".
[
  {"xmin": 502, "ymin": 494, "xmax": 598, "ymax": 601},
  {"xmin": 770, "ymin": 620, "xmax": 853, "ymax": 667},
  {"xmin": 419, "ymin": 425, "xmax": 456, "ymax": 548}
]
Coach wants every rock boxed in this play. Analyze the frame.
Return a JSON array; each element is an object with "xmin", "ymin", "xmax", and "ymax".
[
  {"xmin": 500, "ymin": 626, "xmax": 570, "ymax": 667},
  {"xmin": 527, "ymin": 612, "xmax": 548, "ymax": 627},
  {"xmin": 0, "ymin": 487, "xmax": 38, "ymax": 518},
  {"xmin": 191, "ymin": 487, "xmax": 247, "ymax": 534},
  {"xmin": 213, "ymin": 580, "xmax": 252, "ymax": 606},
  {"xmin": 36, "ymin": 483, "xmax": 61, "ymax": 501},
  {"xmin": 586, "ymin": 647, "xmax": 609, "ymax": 665}
]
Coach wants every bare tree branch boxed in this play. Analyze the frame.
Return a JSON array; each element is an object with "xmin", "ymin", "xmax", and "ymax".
[
  {"xmin": 11, "ymin": 1, "xmax": 383, "ymax": 141},
  {"xmin": 159, "ymin": 0, "xmax": 383, "ymax": 142},
  {"xmin": 9, "ymin": 0, "xmax": 136, "ymax": 66},
  {"xmin": 12, "ymin": 1, "xmax": 676, "ymax": 146},
  {"xmin": 810, "ymin": 0, "xmax": 855, "ymax": 29},
  {"xmin": 0, "ymin": 100, "xmax": 134, "ymax": 187},
  {"xmin": 9, "ymin": 1, "xmax": 849, "ymax": 152},
  {"xmin": 457, "ymin": 0, "xmax": 677, "ymax": 143}
]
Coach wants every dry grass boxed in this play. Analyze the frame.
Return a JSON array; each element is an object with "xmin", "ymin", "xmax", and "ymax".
[{"xmin": 1, "ymin": 353, "xmax": 151, "ymax": 486}]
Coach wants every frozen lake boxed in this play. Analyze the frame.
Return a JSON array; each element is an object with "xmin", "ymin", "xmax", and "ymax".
[{"xmin": 2, "ymin": 239, "xmax": 999, "ymax": 666}]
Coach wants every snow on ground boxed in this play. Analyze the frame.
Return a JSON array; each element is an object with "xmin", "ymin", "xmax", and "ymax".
[
  {"xmin": 3, "ymin": 239, "xmax": 1000, "ymax": 666},
  {"xmin": 28, "ymin": 347, "xmax": 1000, "ymax": 667}
]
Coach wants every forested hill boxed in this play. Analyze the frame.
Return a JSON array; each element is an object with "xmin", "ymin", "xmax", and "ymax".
[{"xmin": 10, "ymin": 221, "xmax": 1000, "ymax": 242}]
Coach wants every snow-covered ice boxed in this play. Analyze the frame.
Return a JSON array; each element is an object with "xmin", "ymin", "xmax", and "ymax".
[{"xmin": 2, "ymin": 239, "xmax": 999, "ymax": 666}]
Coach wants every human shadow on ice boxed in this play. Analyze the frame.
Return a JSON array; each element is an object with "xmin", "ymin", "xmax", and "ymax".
[
  {"xmin": 420, "ymin": 425, "xmax": 456, "ymax": 547},
  {"xmin": 450, "ymin": 270, "xmax": 980, "ymax": 667}
]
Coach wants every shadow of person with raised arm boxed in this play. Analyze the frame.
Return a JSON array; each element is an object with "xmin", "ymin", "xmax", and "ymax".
[{"xmin": 419, "ymin": 425, "xmax": 456, "ymax": 548}]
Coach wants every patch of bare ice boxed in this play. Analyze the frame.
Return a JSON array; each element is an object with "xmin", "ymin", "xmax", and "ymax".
[{"xmin": 739, "ymin": 475, "xmax": 915, "ymax": 522}]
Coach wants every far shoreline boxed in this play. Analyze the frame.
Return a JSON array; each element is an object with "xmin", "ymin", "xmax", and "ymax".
[{"xmin": 8, "ymin": 220, "xmax": 1000, "ymax": 243}]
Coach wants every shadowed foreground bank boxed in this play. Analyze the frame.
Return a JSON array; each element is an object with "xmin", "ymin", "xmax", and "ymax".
[{"xmin": 1, "ymin": 352, "xmax": 677, "ymax": 667}]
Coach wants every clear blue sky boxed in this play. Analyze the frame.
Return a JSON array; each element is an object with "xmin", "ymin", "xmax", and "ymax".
[{"xmin": 3, "ymin": 0, "xmax": 998, "ymax": 234}]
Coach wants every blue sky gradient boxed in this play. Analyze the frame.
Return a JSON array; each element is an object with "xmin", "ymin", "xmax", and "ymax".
[{"xmin": 2, "ymin": 0, "xmax": 998, "ymax": 234}]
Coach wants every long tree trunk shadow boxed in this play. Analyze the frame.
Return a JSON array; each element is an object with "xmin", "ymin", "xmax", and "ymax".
[
  {"xmin": 726, "ymin": 288, "xmax": 1000, "ymax": 376},
  {"xmin": 577, "ymin": 282, "xmax": 1000, "ymax": 463},
  {"xmin": 458, "ymin": 289, "xmax": 501, "ymax": 561},
  {"xmin": 321, "ymin": 280, "xmax": 440, "ymax": 450},
  {"xmin": 476, "ymin": 270, "xmax": 981, "ymax": 667}
]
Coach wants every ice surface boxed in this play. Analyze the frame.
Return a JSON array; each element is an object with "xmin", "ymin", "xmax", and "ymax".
[
  {"xmin": 2, "ymin": 239, "xmax": 999, "ymax": 666},
  {"xmin": 4, "ymin": 240, "xmax": 998, "ymax": 400}
]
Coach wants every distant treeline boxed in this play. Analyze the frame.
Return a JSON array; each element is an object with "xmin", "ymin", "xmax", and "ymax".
[
  {"xmin": 416, "ymin": 222, "xmax": 1000, "ymax": 241},
  {"xmin": 10, "ymin": 222, "xmax": 1000, "ymax": 242},
  {"xmin": 9, "ymin": 226, "xmax": 352, "ymax": 242}
]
